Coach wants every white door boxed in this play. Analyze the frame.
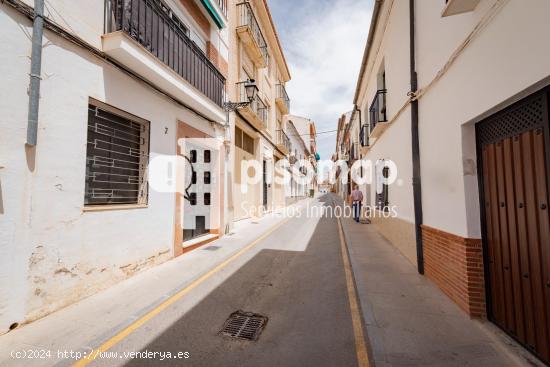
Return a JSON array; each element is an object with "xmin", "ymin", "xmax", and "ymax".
[{"xmin": 182, "ymin": 141, "xmax": 216, "ymax": 242}]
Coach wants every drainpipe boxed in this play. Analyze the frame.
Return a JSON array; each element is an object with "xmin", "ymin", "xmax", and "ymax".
[
  {"xmin": 224, "ymin": 109, "xmax": 232, "ymax": 234},
  {"xmin": 26, "ymin": 0, "xmax": 45, "ymax": 146},
  {"xmin": 409, "ymin": 0, "xmax": 424, "ymax": 274}
]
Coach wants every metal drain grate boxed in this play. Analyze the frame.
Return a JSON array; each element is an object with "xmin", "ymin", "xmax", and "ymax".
[{"xmin": 220, "ymin": 311, "xmax": 268, "ymax": 341}]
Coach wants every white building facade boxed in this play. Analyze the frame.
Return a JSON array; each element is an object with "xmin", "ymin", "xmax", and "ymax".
[
  {"xmin": 227, "ymin": 0, "xmax": 293, "ymax": 220},
  {"xmin": 0, "ymin": 0, "xmax": 229, "ymax": 333},
  {"xmin": 349, "ymin": 0, "xmax": 550, "ymax": 362}
]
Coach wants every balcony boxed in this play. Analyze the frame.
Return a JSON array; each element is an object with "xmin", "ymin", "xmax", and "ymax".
[
  {"xmin": 276, "ymin": 129, "xmax": 291, "ymax": 155},
  {"xmin": 442, "ymin": 0, "xmax": 480, "ymax": 17},
  {"xmin": 237, "ymin": 81, "xmax": 268, "ymax": 130},
  {"xmin": 103, "ymin": 0, "xmax": 225, "ymax": 119},
  {"xmin": 276, "ymin": 84, "xmax": 290, "ymax": 115},
  {"xmin": 236, "ymin": 2, "xmax": 269, "ymax": 68},
  {"xmin": 369, "ymin": 89, "xmax": 388, "ymax": 138}
]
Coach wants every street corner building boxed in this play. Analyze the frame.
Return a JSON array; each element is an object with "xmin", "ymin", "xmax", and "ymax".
[
  {"xmin": 335, "ymin": 0, "xmax": 550, "ymax": 364},
  {"xmin": 0, "ymin": 0, "xmax": 226, "ymax": 334},
  {"xmin": 226, "ymin": 0, "xmax": 317, "ymax": 221}
]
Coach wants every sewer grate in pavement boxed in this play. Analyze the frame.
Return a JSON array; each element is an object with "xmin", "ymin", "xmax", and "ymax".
[
  {"xmin": 220, "ymin": 311, "xmax": 268, "ymax": 341},
  {"xmin": 203, "ymin": 246, "xmax": 221, "ymax": 251}
]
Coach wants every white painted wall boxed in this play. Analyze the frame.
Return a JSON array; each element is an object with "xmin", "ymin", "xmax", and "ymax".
[
  {"xmin": 0, "ymin": 4, "xmax": 220, "ymax": 333},
  {"xmin": 415, "ymin": 0, "xmax": 550, "ymax": 238},
  {"xmin": 357, "ymin": 0, "xmax": 414, "ymax": 223},
  {"xmin": 354, "ymin": 0, "xmax": 550, "ymax": 240}
]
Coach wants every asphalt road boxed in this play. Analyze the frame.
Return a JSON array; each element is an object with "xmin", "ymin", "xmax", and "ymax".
[{"xmin": 95, "ymin": 196, "xmax": 359, "ymax": 367}]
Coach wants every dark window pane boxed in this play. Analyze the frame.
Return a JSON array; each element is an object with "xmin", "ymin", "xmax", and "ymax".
[
  {"xmin": 204, "ymin": 193, "xmax": 211, "ymax": 205},
  {"xmin": 189, "ymin": 192, "xmax": 197, "ymax": 205},
  {"xmin": 204, "ymin": 171, "xmax": 211, "ymax": 184},
  {"xmin": 243, "ymin": 132, "xmax": 254, "ymax": 154},
  {"xmin": 204, "ymin": 150, "xmax": 211, "ymax": 163},
  {"xmin": 196, "ymin": 216, "xmax": 207, "ymax": 235},
  {"xmin": 190, "ymin": 150, "xmax": 197, "ymax": 163},
  {"xmin": 192, "ymin": 171, "xmax": 197, "ymax": 184},
  {"xmin": 235, "ymin": 127, "xmax": 243, "ymax": 149}
]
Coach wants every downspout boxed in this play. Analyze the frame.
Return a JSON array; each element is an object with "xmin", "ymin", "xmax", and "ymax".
[
  {"xmin": 409, "ymin": 0, "xmax": 424, "ymax": 274},
  {"xmin": 26, "ymin": 0, "xmax": 45, "ymax": 146}
]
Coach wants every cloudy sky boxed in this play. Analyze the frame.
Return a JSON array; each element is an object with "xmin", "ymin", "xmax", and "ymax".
[{"xmin": 267, "ymin": 0, "xmax": 373, "ymax": 159}]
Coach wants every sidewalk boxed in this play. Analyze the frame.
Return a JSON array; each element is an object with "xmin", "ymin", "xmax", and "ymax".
[
  {"xmin": 334, "ymin": 195, "xmax": 544, "ymax": 367},
  {"xmin": 0, "ymin": 199, "xmax": 312, "ymax": 366}
]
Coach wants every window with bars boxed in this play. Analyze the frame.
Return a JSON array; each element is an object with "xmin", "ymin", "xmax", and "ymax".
[{"xmin": 85, "ymin": 101, "xmax": 150, "ymax": 206}]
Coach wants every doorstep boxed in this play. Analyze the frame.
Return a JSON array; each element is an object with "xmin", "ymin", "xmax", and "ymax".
[{"xmin": 182, "ymin": 234, "xmax": 219, "ymax": 249}]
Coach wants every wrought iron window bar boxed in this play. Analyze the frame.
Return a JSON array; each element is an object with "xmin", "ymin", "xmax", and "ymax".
[
  {"xmin": 276, "ymin": 84, "xmax": 290, "ymax": 111},
  {"xmin": 369, "ymin": 89, "xmax": 388, "ymax": 133},
  {"xmin": 236, "ymin": 1, "xmax": 269, "ymax": 66},
  {"xmin": 276, "ymin": 129, "xmax": 291, "ymax": 151}
]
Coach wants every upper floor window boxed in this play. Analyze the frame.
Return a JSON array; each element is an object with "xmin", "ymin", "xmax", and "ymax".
[{"xmin": 235, "ymin": 126, "xmax": 255, "ymax": 155}]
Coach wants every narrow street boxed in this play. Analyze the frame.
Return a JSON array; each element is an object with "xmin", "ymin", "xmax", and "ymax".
[
  {"xmin": 104, "ymin": 195, "xmax": 357, "ymax": 367},
  {"xmin": 0, "ymin": 197, "xmax": 361, "ymax": 367},
  {"xmin": 2, "ymin": 0, "xmax": 550, "ymax": 365},
  {"xmin": 0, "ymin": 195, "xmax": 539, "ymax": 366}
]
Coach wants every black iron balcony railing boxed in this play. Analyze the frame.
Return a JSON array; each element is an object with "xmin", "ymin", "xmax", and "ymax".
[
  {"xmin": 276, "ymin": 129, "xmax": 291, "ymax": 151},
  {"xmin": 237, "ymin": 2, "xmax": 269, "ymax": 66},
  {"xmin": 369, "ymin": 89, "xmax": 387, "ymax": 133},
  {"xmin": 105, "ymin": 0, "xmax": 225, "ymax": 107},
  {"xmin": 237, "ymin": 81, "xmax": 268, "ymax": 127},
  {"xmin": 276, "ymin": 84, "xmax": 290, "ymax": 111}
]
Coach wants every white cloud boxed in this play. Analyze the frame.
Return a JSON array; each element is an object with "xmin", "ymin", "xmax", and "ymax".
[{"xmin": 276, "ymin": 0, "xmax": 373, "ymax": 159}]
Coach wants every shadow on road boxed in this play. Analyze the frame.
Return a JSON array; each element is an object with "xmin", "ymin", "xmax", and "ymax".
[{"xmin": 124, "ymin": 196, "xmax": 358, "ymax": 367}]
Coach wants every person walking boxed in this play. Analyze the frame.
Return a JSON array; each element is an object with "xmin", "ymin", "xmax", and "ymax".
[{"xmin": 349, "ymin": 185, "xmax": 363, "ymax": 223}]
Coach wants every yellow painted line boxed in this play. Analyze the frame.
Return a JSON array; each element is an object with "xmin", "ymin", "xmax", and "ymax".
[
  {"xmin": 74, "ymin": 216, "xmax": 291, "ymax": 367},
  {"xmin": 336, "ymin": 210, "xmax": 370, "ymax": 367}
]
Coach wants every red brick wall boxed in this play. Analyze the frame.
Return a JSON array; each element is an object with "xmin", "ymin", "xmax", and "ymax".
[
  {"xmin": 422, "ymin": 225, "xmax": 486, "ymax": 318},
  {"xmin": 206, "ymin": 41, "xmax": 228, "ymax": 78}
]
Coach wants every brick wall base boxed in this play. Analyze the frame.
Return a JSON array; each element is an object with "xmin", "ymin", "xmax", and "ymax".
[{"xmin": 422, "ymin": 225, "xmax": 486, "ymax": 318}]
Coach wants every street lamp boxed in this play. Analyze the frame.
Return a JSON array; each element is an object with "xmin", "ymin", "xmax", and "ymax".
[
  {"xmin": 222, "ymin": 78, "xmax": 258, "ymax": 151},
  {"xmin": 224, "ymin": 79, "xmax": 258, "ymax": 112},
  {"xmin": 244, "ymin": 78, "xmax": 258, "ymax": 102}
]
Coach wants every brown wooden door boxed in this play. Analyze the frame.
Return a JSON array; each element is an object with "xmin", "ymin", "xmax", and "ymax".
[{"xmin": 477, "ymin": 90, "xmax": 550, "ymax": 364}]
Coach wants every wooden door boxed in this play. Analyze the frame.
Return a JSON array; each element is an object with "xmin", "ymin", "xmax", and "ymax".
[{"xmin": 477, "ymin": 90, "xmax": 550, "ymax": 364}]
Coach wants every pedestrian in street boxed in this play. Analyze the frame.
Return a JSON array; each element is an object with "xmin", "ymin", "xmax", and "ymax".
[{"xmin": 350, "ymin": 185, "xmax": 363, "ymax": 223}]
